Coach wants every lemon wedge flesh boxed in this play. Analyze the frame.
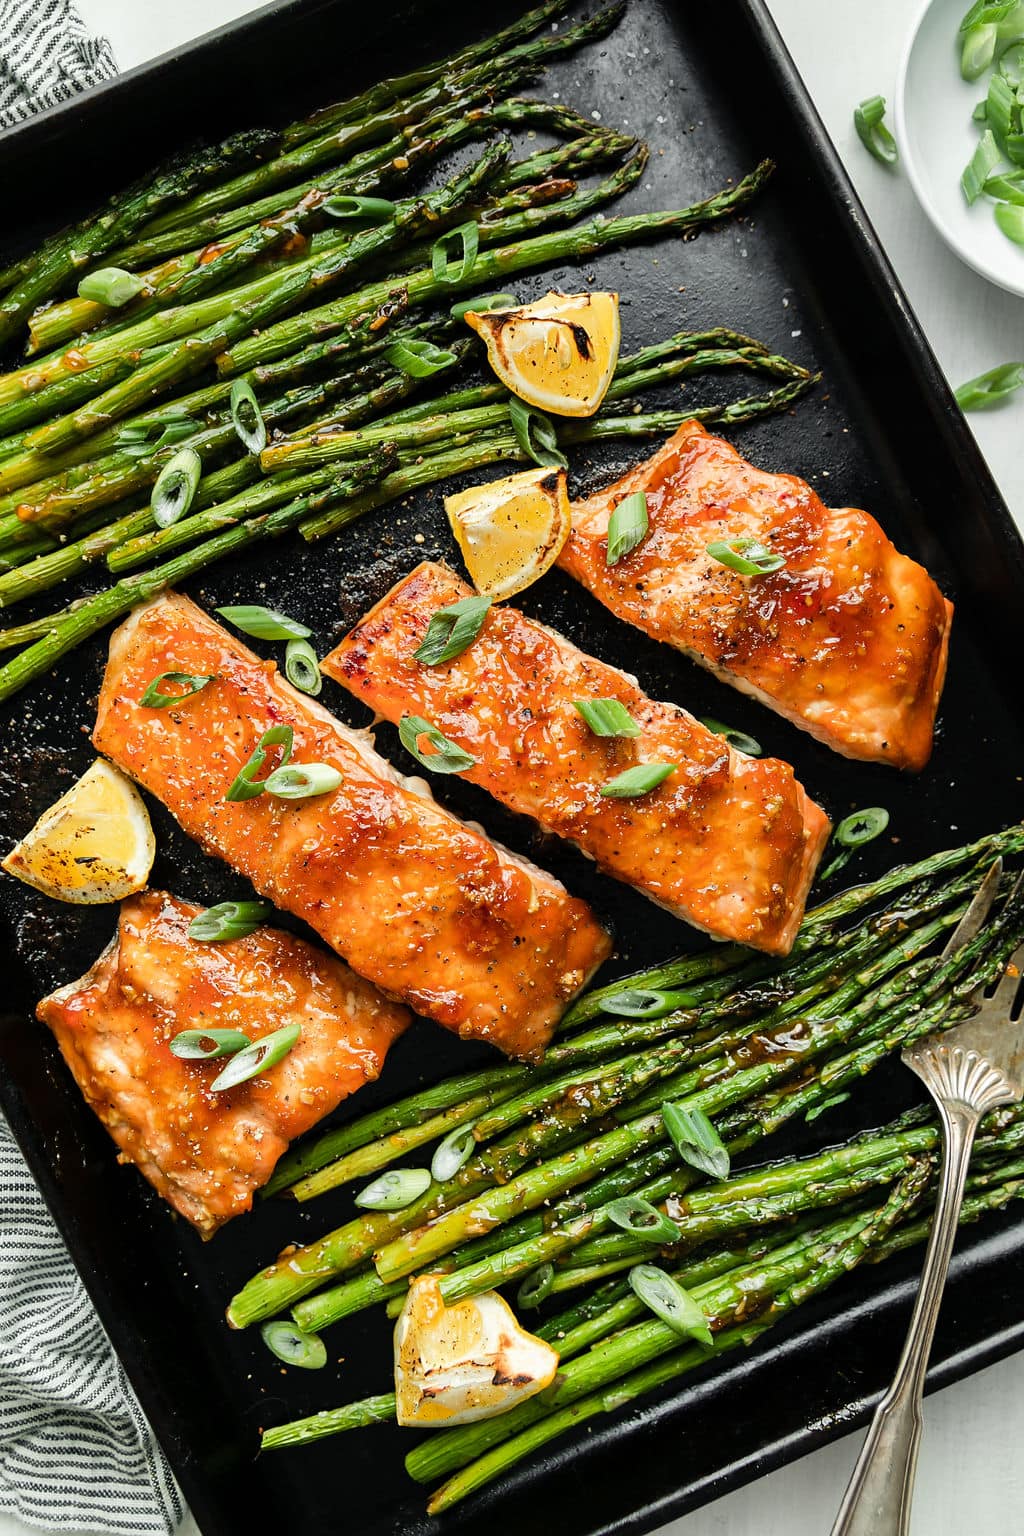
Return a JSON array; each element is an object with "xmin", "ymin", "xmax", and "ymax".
[
  {"xmin": 464, "ymin": 289, "xmax": 620, "ymax": 417},
  {"xmin": 2, "ymin": 758, "xmax": 155, "ymax": 904},
  {"xmin": 445, "ymin": 465, "xmax": 571, "ymax": 601}
]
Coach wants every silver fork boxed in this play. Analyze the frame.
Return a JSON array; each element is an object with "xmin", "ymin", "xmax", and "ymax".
[{"xmin": 830, "ymin": 861, "xmax": 1024, "ymax": 1536}]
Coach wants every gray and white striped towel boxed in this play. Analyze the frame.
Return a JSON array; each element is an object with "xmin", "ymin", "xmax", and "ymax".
[{"xmin": 1, "ymin": 12, "xmax": 186, "ymax": 1531}]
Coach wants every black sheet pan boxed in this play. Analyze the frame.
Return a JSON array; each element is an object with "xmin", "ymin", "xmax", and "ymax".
[{"xmin": 2, "ymin": 2, "xmax": 1023, "ymax": 1533}]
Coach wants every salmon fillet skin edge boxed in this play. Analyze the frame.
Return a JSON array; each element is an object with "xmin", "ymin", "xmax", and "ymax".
[
  {"xmin": 324, "ymin": 562, "xmax": 830, "ymax": 957},
  {"xmin": 93, "ymin": 593, "xmax": 611, "ymax": 1062},
  {"xmin": 558, "ymin": 422, "xmax": 953, "ymax": 772},
  {"xmin": 36, "ymin": 890, "xmax": 410, "ymax": 1237}
]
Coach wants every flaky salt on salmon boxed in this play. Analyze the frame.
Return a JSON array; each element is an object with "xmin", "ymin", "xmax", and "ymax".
[
  {"xmin": 324, "ymin": 562, "xmax": 830, "ymax": 956},
  {"xmin": 93, "ymin": 593, "xmax": 610, "ymax": 1060},
  {"xmin": 558, "ymin": 422, "xmax": 953, "ymax": 771},
  {"xmin": 37, "ymin": 890, "xmax": 409, "ymax": 1236}
]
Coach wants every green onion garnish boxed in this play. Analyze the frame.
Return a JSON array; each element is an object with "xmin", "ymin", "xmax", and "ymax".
[
  {"xmin": 954, "ymin": 360, "xmax": 1024, "ymax": 409},
  {"xmin": 216, "ymin": 605, "xmax": 312, "ymax": 640},
  {"xmin": 168, "ymin": 1027, "xmax": 252, "ymax": 1059},
  {"xmin": 805, "ymin": 1091, "xmax": 852, "ymax": 1124},
  {"xmin": 995, "ymin": 199, "xmax": 1024, "ymax": 242},
  {"xmin": 116, "ymin": 413, "xmax": 198, "ymax": 461},
  {"xmin": 398, "ymin": 715, "xmax": 476, "ymax": 774},
  {"xmin": 508, "ymin": 394, "xmax": 567, "ymax": 469},
  {"xmin": 431, "ymin": 221, "xmax": 479, "ymax": 286},
  {"xmin": 430, "ymin": 1123, "xmax": 477, "ymax": 1183},
  {"xmin": 662, "ymin": 1102, "xmax": 730, "ymax": 1180},
  {"xmin": 321, "ymin": 194, "xmax": 397, "ymax": 222},
  {"xmin": 451, "ymin": 292, "xmax": 516, "ymax": 321},
  {"xmin": 820, "ymin": 806, "xmax": 890, "ymax": 880},
  {"xmin": 260, "ymin": 1320, "xmax": 328, "ymax": 1370},
  {"xmin": 628, "ymin": 1263, "xmax": 713, "ymax": 1346},
  {"xmin": 706, "ymin": 537, "xmax": 785, "ymax": 575},
  {"xmin": 572, "ymin": 697, "xmax": 642, "ymax": 738},
  {"xmin": 139, "ymin": 671, "xmax": 215, "ymax": 708},
  {"xmin": 699, "ymin": 717, "xmax": 762, "ymax": 756},
  {"xmin": 263, "ymin": 763, "xmax": 343, "ymax": 800},
  {"xmin": 187, "ymin": 900, "xmax": 273, "ymax": 942},
  {"xmin": 606, "ymin": 1195, "xmax": 682, "ymax": 1245},
  {"xmin": 516, "ymin": 1263, "xmax": 555, "ymax": 1311},
  {"xmin": 225, "ymin": 724, "xmax": 294, "ymax": 802},
  {"xmin": 983, "ymin": 170, "xmax": 1024, "ymax": 202},
  {"xmin": 284, "ymin": 638, "xmax": 322, "ymax": 696},
  {"xmin": 385, "ymin": 339, "xmax": 459, "ymax": 377},
  {"xmin": 209, "ymin": 1023, "xmax": 301, "ymax": 1092},
  {"xmin": 414, "ymin": 594, "xmax": 492, "ymax": 666},
  {"xmin": 962, "ymin": 24, "xmax": 999, "ymax": 80},
  {"xmin": 229, "ymin": 377, "xmax": 267, "ymax": 455},
  {"xmin": 986, "ymin": 71, "xmax": 1016, "ymax": 146},
  {"xmin": 151, "ymin": 447, "xmax": 201, "ymax": 529},
  {"xmin": 599, "ymin": 987, "xmax": 698, "ymax": 1020},
  {"xmin": 599, "ymin": 762, "xmax": 675, "ymax": 799},
  {"xmin": 853, "ymin": 95, "xmax": 899, "ymax": 166},
  {"xmin": 77, "ymin": 267, "xmax": 146, "ymax": 307},
  {"xmin": 354, "ymin": 1168, "xmax": 432, "ymax": 1210},
  {"xmin": 605, "ymin": 491, "xmax": 648, "ymax": 567},
  {"xmin": 962, "ymin": 129, "xmax": 1003, "ymax": 204},
  {"xmin": 959, "ymin": 0, "xmax": 1018, "ymax": 33},
  {"xmin": 999, "ymin": 39, "xmax": 1024, "ymax": 86},
  {"xmin": 974, "ymin": 99, "xmax": 990, "ymax": 122}
]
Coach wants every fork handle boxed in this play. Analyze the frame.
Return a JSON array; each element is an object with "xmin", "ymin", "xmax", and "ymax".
[{"xmin": 828, "ymin": 1102, "xmax": 979, "ymax": 1536}]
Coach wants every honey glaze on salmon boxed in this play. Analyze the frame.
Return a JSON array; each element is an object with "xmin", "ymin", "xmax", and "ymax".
[
  {"xmin": 37, "ymin": 890, "xmax": 409, "ymax": 1236},
  {"xmin": 559, "ymin": 422, "xmax": 953, "ymax": 772},
  {"xmin": 324, "ymin": 562, "xmax": 830, "ymax": 957},
  {"xmin": 93, "ymin": 593, "xmax": 611, "ymax": 1061}
]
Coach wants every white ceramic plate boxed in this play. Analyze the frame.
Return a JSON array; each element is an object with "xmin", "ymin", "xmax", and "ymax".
[{"xmin": 897, "ymin": 0, "xmax": 1024, "ymax": 297}]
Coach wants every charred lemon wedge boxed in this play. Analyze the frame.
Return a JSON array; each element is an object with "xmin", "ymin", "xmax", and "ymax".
[
  {"xmin": 2, "ymin": 758, "xmax": 155, "ymax": 904},
  {"xmin": 445, "ymin": 465, "xmax": 571, "ymax": 601},
  {"xmin": 464, "ymin": 289, "xmax": 620, "ymax": 417}
]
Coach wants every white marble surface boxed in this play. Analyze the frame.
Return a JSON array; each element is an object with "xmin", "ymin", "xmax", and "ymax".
[{"xmin": 3, "ymin": 1, "xmax": 1023, "ymax": 1533}]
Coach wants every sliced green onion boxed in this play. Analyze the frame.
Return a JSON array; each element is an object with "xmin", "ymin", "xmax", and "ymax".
[
  {"xmin": 169, "ymin": 1027, "xmax": 252, "ymax": 1059},
  {"xmin": 986, "ymin": 72, "xmax": 1017, "ymax": 146},
  {"xmin": 606, "ymin": 1195, "xmax": 682, "ymax": 1246},
  {"xmin": 77, "ymin": 266, "xmax": 146, "ymax": 307},
  {"xmin": 151, "ymin": 447, "xmax": 201, "ymax": 529},
  {"xmin": 284, "ymin": 638, "xmax": 322, "ymax": 696},
  {"xmin": 983, "ymin": 170, "xmax": 1024, "ymax": 201},
  {"xmin": 662, "ymin": 1102, "xmax": 730, "ymax": 1181},
  {"xmin": 321, "ymin": 194, "xmax": 397, "ymax": 222},
  {"xmin": 187, "ymin": 900, "xmax": 273, "ymax": 942},
  {"xmin": 451, "ymin": 292, "xmax": 516, "ymax": 321},
  {"xmin": 398, "ymin": 715, "xmax": 476, "ymax": 774},
  {"xmin": 229, "ymin": 377, "xmax": 267, "ymax": 455},
  {"xmin": 599, "ymin": 987, "xmax": 698, "ymax": 1020},
  {"xmin": 853, "ymin": 95, "xmax": 899, "ymax": 165},
  {"xmin": 263, "ymin": 763, "xmax": 343, "ymax": 800},
  {"xmin": 225, "ymin": 724, "xmax": 294, "ymax": 802},
  {"xmin": 216, "ymin": 604, "xmax": 312, "ymax": 640},
  {"xmin": 516, "ymin": 1263, "xmax": 555, "ymax": 1311},
  {"xmin": 605, "ymin": 491, "xmax": 648, "ymax": 567},
  {"xmin": 706, "ymin": 537, "xmax": 785, "ymax": 575},
  {"xmin": 354, "ymin": 1168, "xmax": 432, "ymax": 1210},
  {"xmin": 834, "ymin": 806, "xmax": 890, "ymax": 847},
  {"xmin": 954, "ymin": 360, "xmax": 1024, "ymax": 409},
  {"xmin": 139, "ymin": 671, "xmax": 215, "ymax": 708},
  {"xmin": 1004, "ymin": 132, "xmax": 1024, "ymax": 166},
  {"xmin": 959, "ymin": 1, "xmax": 1019, "ymax": 32},
  {"xmin": 116, "ymin": 414, "xmax": 198, "ymax": 461},
  {"xmin": 599, "ymin": 762, "xmax": 675, "ymax": 799},
  {"xmin": 431, "ymin": 221, "xmax": 479, "ymax": 286},
  {"xmin": 699, "ymin": 717, "xmax": 762, "ymax": 756},
  {"xmin": 962, "ymin": 129, "xmax": 1003, "ymax": 204},
  {"xmin": 962, "ymin": 23, "xmax": 999, "ymax": 80},
  {"xmin": 210, "ymin": 1022, "xmax": 301, "ymax": 1091},
  {"xmin": 385, "ymin": 338, "xmax": 458, "ymax": 377},
  {"xmin": 572, "ymin": 697, "xmax": 642, "ymax": 738},
  {"xmin": 260, "ymin": 1320, "xmax": 327, "ymax": 1370},
  {"xmin": 999, "ymin": 39, "xmax": 1024, "ymax": 86},
  {"xmin": 414, "ymin": 595, "xmax": 492, "ymax": 665},
  {"xmin": 805, "ymin": 1092, "xmax": 852, "ymax": 1124},
  {"xmin": 508, "ymin": 394, "xmax": 567, "ymax": 469},
  {"xmin": 628, "ymin": 1264, "xmax": 713, "ymax": 1346},
  {"xmin": 995, "ymin": 199, "xmax": 1024, "ymax": 240},
  {"xmin": 430, "ymin": 1124, "xmax": 477, "ymax": 1183},
  {"xmin": 974, "ymin": 99, "xmax": 990, "ymax": 122}
]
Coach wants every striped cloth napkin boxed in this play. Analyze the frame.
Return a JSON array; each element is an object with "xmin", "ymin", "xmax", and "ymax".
[{"xmin": 0, "ymin": 14, "xmax": 186, "ymax": 1533}]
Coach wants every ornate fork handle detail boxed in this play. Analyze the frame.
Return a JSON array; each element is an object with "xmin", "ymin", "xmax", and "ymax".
[{"xmin": 829, "ymin": 1046, "xmax": 1015, "ymax": 1536}]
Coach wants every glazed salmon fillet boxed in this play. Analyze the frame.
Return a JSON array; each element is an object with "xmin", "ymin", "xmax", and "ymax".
[
  {"xmin": 37, "ymin": 890, "xmax": 409, "ymax": 1236},
  {"xmin": 324, "ymin": 562, "xmax": 830, "ymax": 956},
  {"xmin": 93, "ymin": 593, "xmax": 609, "ymax": 1061},
  {"xmin": 558, "ymin": 422, "xmax": 953, "ymax": 772}
]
